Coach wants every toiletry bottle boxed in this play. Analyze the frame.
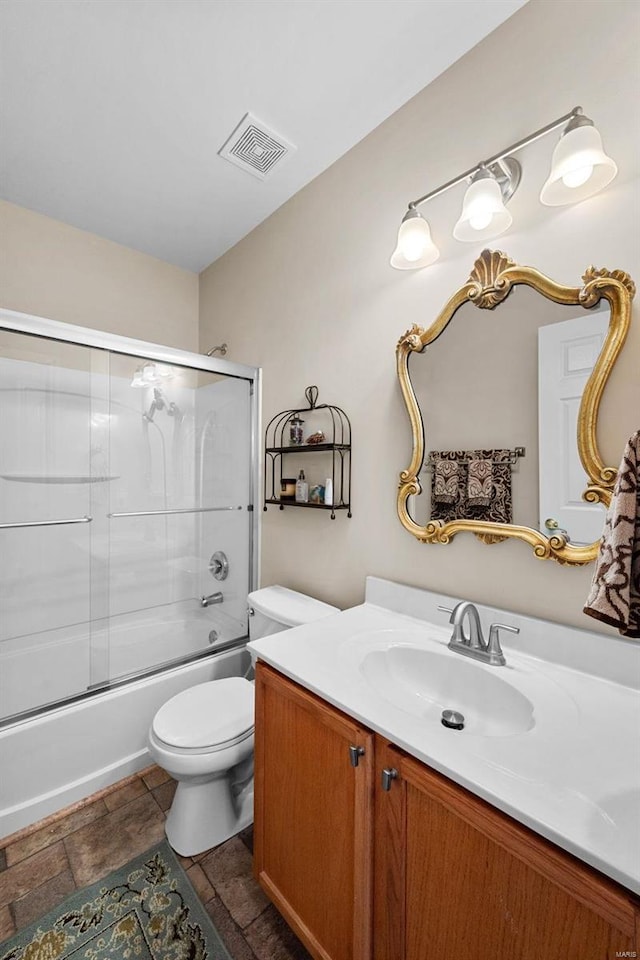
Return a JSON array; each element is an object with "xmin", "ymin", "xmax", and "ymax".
[
  {"xmin": 289, "ymin": 415, "xmax": 304, "ymax": 446},
  {"xmin": 295, "ymin": 470, "xmax": 309, "ymax": 503},
  {"xmin": 324, "ymin": 477, "xmax": 333, "ymax": 506}
]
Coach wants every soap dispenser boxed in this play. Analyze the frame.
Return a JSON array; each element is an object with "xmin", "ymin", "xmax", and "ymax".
[{"xmin": 295, "ymin": 470, "xmax": 309, "ymax": 503}]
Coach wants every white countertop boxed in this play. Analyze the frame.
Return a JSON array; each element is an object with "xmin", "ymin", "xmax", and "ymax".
[{"xmin": 248, "ymin": 581, "xmax": 640, "ymax": 895}]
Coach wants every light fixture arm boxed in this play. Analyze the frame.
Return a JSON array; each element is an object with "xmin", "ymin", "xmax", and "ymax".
[{"xmin": 407, "ymin": 106, "xmax": 583, "ymax": 212}]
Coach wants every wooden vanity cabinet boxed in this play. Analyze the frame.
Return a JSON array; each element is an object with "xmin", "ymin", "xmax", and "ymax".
[
  {"xmin": 254, "ymin": 662, "xmax": 374, "ymax": 960},
  {"xmin": 255, "ymin": 665, "xmax": 639, "ymax": 960},
  {"xmin": 374, "ymin": 739, "xmax": 639, "ymax": 960}
]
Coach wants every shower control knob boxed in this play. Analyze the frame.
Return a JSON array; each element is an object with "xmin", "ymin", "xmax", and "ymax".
[{"xmin": 209, "ymin": 551, "xmax": 229, "ymax": 581}]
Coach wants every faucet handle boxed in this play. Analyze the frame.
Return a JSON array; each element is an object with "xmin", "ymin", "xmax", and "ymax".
[
  {"xmin": 489, "ymin": 622, "xmax": 520, "ymax": 637},
  {"xmin": 437, "ymin": 604, "xmax": 454, "ymax": 618},
  {"xmin": 487, "ymin": 622, "xmax": 519, "ymax": 665}
]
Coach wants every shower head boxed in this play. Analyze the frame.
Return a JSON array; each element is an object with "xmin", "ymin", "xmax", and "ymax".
[
  {"xmin": 143, "ymin": 388, "xmax": 164, "ymax": 422},
  {"xmin": 143, "ymin": 388, "xmax": 182, "ymax": 423},
  {"xmin": 206, "ymin": 343, "xmax": 227, "ymax": 357}
]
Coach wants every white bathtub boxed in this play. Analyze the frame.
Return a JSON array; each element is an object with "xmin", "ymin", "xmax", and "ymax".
[
  {"xmin": 0, "ymin": 598, "xmax": 245, "ymax": 720},
  {"xmin": 0, "ymin": 622, "xmax": 249, "ymax": 838}
]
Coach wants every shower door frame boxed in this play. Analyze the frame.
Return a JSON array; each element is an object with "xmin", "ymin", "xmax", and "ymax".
[{"xmin": 0, "ymin": 307, "xmax": 261, "ymax": 724}]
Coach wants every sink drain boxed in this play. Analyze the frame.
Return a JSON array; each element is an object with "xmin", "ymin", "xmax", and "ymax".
[{"xmin": 441, "ymin": 709, "xmax": 465, "ymax": 730}]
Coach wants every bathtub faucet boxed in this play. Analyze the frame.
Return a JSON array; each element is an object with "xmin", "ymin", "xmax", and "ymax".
[{"xmin": 201, "ymin": 591, "xmax": 224, "ymax": 607}]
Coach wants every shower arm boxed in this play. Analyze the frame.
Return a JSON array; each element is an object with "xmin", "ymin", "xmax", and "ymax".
[{"xmin": 206, "ymin": 343, "xmax": 227, "ymax": 357}]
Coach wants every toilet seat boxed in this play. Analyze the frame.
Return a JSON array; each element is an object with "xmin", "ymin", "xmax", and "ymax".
[
  {"xmin": 150, "ymin": 725, "xmax": 253, "ymax": 756},
  {"xmin": 152, "ymin": 677, "xmax": 254, "ymax": 751}
]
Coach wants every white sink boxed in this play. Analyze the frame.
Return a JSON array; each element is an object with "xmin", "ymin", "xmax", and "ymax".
[
  {"xmin": 360, "ymin": 644, "xmax": 535, "ymax": 737},
  {"xmin": 249, "ymin": 585, "xmax": 640, "ymax": 893}
]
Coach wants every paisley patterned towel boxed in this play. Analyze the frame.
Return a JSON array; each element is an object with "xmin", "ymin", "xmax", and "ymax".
[
  {"xmin": 467, "ymin": 458, "xmax": 493, "ymax": 507},
  {"xmin": 433, "ymin": 458, "xmax": 459, "ymax": 504},
  {"xmin": 584, "ymin": 431, "xmax": 640, "ymax": 638},
  {"xmin": 429, "ymin": 449, "xmax": 513, "ymax": 525}
]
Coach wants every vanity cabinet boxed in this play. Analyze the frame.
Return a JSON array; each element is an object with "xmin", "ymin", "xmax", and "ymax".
[
  {"xmin": 253, "ymin": 663, "xmax": 374, "ymax": 960},
  {"xmin": 374, "ymin": 740, "xmax": 639, "ymax": 960},
  {"xmin": 254, "ymin": 664, "xmax": 639, "ymax": 960}
]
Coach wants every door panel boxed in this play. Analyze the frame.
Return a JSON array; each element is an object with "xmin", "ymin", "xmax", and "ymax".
[{"xmin": 538, "ymin": 311, "xmax": 609, "ymax": 544}]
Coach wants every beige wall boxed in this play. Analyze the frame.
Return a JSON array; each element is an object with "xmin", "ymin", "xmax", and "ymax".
[
  {"xmin": 207, "ymin": 0, "xmax": 640, "ymax": 632},
  {"xmin": 0, "ymin": 200, "xmax": 198, "ymax": 349}
]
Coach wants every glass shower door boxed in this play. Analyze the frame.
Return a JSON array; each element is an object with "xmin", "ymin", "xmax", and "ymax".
[
  {"xmin": 0, "ymin": 332, "xmax": 106, "ymax": 720},
  {"xmin": 0, "ymin": 320, "xmax": 256, "ymax": 724},
  {"xmin": 103, "ymin": 354, "xmax": 252, "ymax": 683}
]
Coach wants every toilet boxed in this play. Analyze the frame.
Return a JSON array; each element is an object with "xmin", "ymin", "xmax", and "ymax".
[{"xmin": 147, "ymin": 585, "xmax": 339, "ymax": 856}]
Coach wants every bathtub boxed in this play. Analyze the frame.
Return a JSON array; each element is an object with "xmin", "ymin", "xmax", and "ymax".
[
  {"xmin": 0, "ymin": 599, "xmax": 245, "ymax": 720},
  {"xmin": 0, "ymin": 605, "xmax": 249, "ymax": 838}
]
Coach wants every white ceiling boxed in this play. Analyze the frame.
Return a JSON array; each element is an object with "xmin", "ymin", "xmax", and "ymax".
[{"xmin": 0, "ymin": 0, "xmax": 526, "ymax": 272}]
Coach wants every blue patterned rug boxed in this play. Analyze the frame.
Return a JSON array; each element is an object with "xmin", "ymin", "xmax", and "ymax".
[{"xmin": 0, "ymin": 842, "xmax": 231, "ymax": 960}]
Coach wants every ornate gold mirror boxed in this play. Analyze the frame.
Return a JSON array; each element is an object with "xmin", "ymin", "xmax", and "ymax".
[{"xmin": 397, "ymin": 250, "xmax": 635, "ymax": 564}]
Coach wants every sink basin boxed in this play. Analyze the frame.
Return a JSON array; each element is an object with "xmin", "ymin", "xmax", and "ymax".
[{"xmin": 360, "ymin": 645, "xmax": 535, "ymax": 737}]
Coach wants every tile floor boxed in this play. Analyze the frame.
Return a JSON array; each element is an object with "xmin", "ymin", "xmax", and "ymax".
[{"xmin": 0, "ymin": 765, "xmax": 311, "ymax": 960}]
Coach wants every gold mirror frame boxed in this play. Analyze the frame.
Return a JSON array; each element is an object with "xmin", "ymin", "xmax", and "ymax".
[{"xmin": 397, "ymin": 249, "xmax": 636, "ymax": 565}]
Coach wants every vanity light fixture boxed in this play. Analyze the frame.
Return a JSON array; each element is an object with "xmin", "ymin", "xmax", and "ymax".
[
  {"xmin": 391, "ymin": 107, "xmax": 618, "ymax": 270},
  {"xmin": 130, "ymin": 361, "xmax": 174, "ymax": 388}
]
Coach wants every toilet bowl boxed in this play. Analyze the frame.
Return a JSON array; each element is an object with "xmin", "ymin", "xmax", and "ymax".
[{"xmin": 147, "ymin": 585, "xmax": 339, "ymax": 856}]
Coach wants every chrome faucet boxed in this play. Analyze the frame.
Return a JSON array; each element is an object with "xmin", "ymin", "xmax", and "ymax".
[
  {"xmin": 201, "ymin": 591, "xmax": 223, "ymax": 607},
  {"xmin": 438, "ymin": 601, "xmax": 519, "ymax": 666}
]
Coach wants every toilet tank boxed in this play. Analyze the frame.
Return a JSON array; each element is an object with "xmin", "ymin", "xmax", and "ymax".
[{"xmin": 247, "ymin": 585, "xmax": 339, "ymax": 641}]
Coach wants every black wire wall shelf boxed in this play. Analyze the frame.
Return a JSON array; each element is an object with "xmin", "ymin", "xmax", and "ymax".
[{"xmin": 264, "ymin": 386, "xmax": 352, "ymax": 520}]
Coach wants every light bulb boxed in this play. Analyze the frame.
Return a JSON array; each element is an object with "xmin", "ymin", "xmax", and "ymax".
[
  {"xmin": 562, "ymin": 164, "xmax": 594, "ymax": 189},
  {"xmin": 390, "ymin": 210, "xmax": 439, "ymax": 270},
  {"xmin": 468, "ymin": 211, "xmax": 493, "ymax": 231},
  {"xmin": 540, "ymin": 119, "xmax": 617, "ymax": 206},
  {"xmin": 453, "ymin": 175, "xmax": 512, "ymax": 242},
  {"xmin": 398, "ymin": 218, "xmax": 430, "ymax": 261}
]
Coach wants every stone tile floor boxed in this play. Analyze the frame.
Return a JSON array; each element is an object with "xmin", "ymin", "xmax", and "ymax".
[{"xmin": 0, "ymin": 765, "xmax": 311, "ymax": 960}]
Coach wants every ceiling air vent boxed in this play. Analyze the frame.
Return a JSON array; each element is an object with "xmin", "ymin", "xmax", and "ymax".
[{"xmin": 218, "ymin": 112, "xmax": 296, "ymax": 180}]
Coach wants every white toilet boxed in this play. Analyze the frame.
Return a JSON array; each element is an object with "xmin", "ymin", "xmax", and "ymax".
[{"xmin": 147, "ymin": 585, "xmax": 339, "ymax": 856}]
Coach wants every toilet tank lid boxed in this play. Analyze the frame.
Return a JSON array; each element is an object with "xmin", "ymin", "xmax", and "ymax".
[
  {"xmin": 248, "ymin": 585, "xmax": 339, "ymax": 627},
  {"xmin": 152, "ymin": 678, "xmax": 254, "ymax": 749}
]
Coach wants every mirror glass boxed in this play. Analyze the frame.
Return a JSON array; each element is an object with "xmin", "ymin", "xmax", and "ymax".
[{"xmin": 407, "ymin": 285, "xmax": 610, "ymax": 546}]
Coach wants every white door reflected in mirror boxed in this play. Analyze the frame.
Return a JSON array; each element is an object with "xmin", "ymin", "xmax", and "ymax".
[{"xmin": 538, "ymin": 310, "xmax": 609, "ymax": 545}]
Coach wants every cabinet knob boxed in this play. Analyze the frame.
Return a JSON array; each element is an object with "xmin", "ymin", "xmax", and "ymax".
[
  {"xmin": 349, "ymin": 745, "xmax": 365, "ymax": 767},
  {"xmin": 381, "ymin": 767, "xmax": 399, "ymax": 791}
]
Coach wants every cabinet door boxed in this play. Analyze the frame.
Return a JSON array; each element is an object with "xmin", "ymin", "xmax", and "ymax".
[
  {"xmin": 254, "ymin": 663, "xmax": 374, "ymax": 960},
  {"xmin": 375, "ymin": 739, "xmax": 638, "ymax": 960}
]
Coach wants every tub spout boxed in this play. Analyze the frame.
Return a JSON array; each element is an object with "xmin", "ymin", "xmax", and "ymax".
[{"xmin": 201, "ymin": 591, "xmax": 223, "ymax": 607}]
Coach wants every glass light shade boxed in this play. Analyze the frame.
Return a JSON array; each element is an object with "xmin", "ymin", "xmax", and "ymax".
[
  {"xmin": 130, "ymin": 362, "xmax": 174, "ymax": 388},
  {"xmin": 540, "ymin": 123, "xmax": 617, "ymax": 206},
  {"xmin": 453, "ymin": 176, "xmax": 512, "ymax": 242},
  {"xmin": 390, "ymin": 212, "xmax": 439, "ymax": 270}
]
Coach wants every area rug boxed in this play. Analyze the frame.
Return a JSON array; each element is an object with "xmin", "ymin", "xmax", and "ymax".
[{"xmin": 1, "ymin": 842, "xmax": 231, "ymax": 960}]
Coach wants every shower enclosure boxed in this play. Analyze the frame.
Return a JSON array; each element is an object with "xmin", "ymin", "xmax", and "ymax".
[{"xmin": 0, "ymin": 309, "xmax": 260, "ymax": 834}]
